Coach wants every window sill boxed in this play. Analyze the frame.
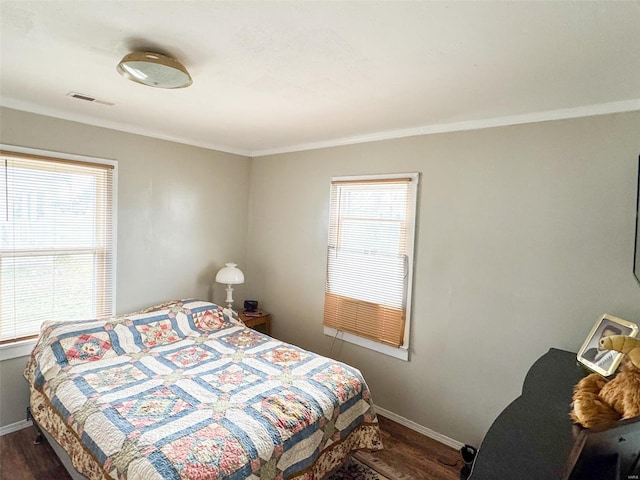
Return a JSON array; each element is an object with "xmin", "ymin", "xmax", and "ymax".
[
  {"xmin": 0, "ymin": 338, "xmax": 37, "ymax": 361},
  {"xmin": 323, "ymin": 326, "xmax": 409, "ymax": 361}
]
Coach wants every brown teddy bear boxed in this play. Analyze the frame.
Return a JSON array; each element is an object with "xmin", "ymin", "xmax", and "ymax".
[{"xmin": 571, "ymin": 335, "xmax": 640, "ymax": 430}]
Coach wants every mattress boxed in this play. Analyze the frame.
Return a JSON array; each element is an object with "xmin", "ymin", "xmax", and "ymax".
[{"xmin": 24, "ymin": 299, "xmax": 381, "ymax": 479}]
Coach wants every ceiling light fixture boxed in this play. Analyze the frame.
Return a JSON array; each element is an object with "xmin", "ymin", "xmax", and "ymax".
[{"xmin": 116, "ymin": 51, "xmax": 192, "ymax": 89}]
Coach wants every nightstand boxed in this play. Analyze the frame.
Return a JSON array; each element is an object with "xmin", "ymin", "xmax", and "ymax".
[{"xmin": 238, "ymin": 311, "xmax": 271, "ymax": 336}]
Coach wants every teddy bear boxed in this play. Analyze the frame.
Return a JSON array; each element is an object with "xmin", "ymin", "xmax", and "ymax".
[{"xmin": 571, "ymin": 335, "xmax": 640, "ymax": 430}]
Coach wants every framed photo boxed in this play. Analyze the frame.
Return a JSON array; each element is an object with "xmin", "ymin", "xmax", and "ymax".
[
  {"xmin": 577, "ymin": 314, "xmax": 638, "ymax": 376},
  {"xmin": 633, "ymin": 154, "xmax": 639, "ymax": 286}
]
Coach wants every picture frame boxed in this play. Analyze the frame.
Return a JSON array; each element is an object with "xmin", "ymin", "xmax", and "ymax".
[
  {"xmin": 633, "ymin": 154, "xmax": 639, "ymax": 286},
  {"xmin": 577, "ymin": 314, "xmax": 639, "ymax": 376}
]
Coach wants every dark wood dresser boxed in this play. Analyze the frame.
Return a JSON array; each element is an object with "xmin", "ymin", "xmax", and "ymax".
[{"xmin": 469, "ymin": 348, "xmax": 640, "ymax": 480}]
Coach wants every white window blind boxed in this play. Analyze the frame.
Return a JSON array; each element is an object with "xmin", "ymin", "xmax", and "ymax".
[
  {"xmin": 0, "ymin": 150, "xmax": 115, "ymax": 344},
  {"xmin": 323, "ymin": 173, "xmax": 418, "ymax": 348}
]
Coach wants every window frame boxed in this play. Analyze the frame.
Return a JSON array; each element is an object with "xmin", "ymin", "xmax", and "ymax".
[
  {"xmin": 323, "ymin": 172, "xmax": 419, "ymax": 361},
  {"xmin": 0, "ymin": 145, "xmax": 117, "ymax": 359}
]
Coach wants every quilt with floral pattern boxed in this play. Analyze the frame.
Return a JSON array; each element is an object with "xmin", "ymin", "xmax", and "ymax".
[{"xmin": 25, "ymin": 299, "xmax": 381, "ymax": 480}]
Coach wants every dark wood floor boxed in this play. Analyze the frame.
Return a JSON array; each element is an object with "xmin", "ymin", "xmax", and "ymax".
[
  {"xmin": 375, "ymin": 416, "xmax": 461, "ymax": 480},
  {"xmin": 0, "ymin": 425, "xmax": 71, "ymax": 480},
  {"xmin": 0, "ymin": 416, "xmax": 461, "ymax": 480}
]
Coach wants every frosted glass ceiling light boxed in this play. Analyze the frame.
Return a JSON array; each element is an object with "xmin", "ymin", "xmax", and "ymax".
[{"xmin": 116, "ymin": 52, "xmax": 192, "ymax": 89}]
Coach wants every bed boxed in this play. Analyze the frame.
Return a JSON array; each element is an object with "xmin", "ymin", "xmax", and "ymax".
[{"xmin": 24, "ymin": 299, "xmax": 381, "ymax": 480}]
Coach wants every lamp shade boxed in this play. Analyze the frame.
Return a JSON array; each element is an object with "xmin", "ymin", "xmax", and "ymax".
[
  {"xmin": 117, "ymin": 51, "xmax": 192, "ymax": 89},
  {"xmin": 215, "ymin": 263, "xmax": 245, "ymax": 285}
]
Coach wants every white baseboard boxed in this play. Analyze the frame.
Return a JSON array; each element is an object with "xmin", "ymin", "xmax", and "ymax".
[
  {"xmin": 375, "ymin": 405, "xmax": 465, "ymax": 451},
  {"xmin": 0, "ymin": 419, "xmax": 32, "ymax": 436}
]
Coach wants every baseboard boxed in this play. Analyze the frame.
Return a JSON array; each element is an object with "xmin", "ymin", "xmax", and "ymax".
[
  {"xmin": 375, "ymin": 405, "xmax": 465, "ymax": 451},
  {"xmin": 0, "ymin": 419, "xmax": 32, "ymax": 436}
]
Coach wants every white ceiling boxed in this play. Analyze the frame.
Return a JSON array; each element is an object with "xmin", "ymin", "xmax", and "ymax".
[{"xmin": 1, "ymin": 1, "xmax": 639, "ymax": 157}]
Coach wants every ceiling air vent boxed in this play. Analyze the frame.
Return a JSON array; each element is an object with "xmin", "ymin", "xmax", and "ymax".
[{"xmin": 67, "ymin": 92, "xmax": 115, "ymax": 106}]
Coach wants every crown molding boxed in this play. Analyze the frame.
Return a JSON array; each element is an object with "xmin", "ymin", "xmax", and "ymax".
[
  {"xmin": 0, "ymin": 98, "xmax": 252, "ymax": 158},
  {"xmin": 3, "ymin": 98, "xmax": 638, "ymax": 159},
  {"xmin": 251, "ymin": 99, "xmax": 640, "ymax": 157}
]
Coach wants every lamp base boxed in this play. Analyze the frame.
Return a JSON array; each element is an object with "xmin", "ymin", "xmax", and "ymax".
[{"xmin": 224, "ymin": 285, "xmax": 235, "ymax": 309}]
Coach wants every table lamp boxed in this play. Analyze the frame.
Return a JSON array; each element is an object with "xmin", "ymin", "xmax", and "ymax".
[{"xmin": 215, "ymin": 262, "xmax": 245, "ymax": 309}]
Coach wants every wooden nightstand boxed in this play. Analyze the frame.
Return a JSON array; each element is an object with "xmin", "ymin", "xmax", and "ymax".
[{"xmin": 238, "ymin": 311, "xmax": 271, "ymax": 336}]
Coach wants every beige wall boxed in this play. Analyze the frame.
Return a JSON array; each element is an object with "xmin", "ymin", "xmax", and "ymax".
[
  {"xmin": 245, "ymin": 111, "xmax": 640, "ymax": 446},
  {"xmin": 0, "ymin": 107, "xmax": 251, "ymax": 428},
  {"xmin": 1, "ymin": 107, "xmax": 639, "ymax": 448}
]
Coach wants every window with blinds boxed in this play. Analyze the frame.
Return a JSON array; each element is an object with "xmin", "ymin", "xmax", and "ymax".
[
  {"xmin": 0, "ymin": 149, "xmax": 116, "ymax": 344},
  {"xmin": 323, "ymin": 173, "xmax": 419, "ymax": 351}
]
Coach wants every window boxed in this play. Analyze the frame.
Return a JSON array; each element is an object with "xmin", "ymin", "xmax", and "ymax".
[
  {"xmin": 0, "ymin": 147, "xmax": 116, "ymax": 345},
  {"xmin": 323, "ymin": 173, "xmax": 419, "ymax": 360}
]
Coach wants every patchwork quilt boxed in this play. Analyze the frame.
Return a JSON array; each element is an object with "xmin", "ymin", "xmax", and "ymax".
[{"xmin": 25, "ymin": 299, "xmax": 381, "ymax": 480}]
